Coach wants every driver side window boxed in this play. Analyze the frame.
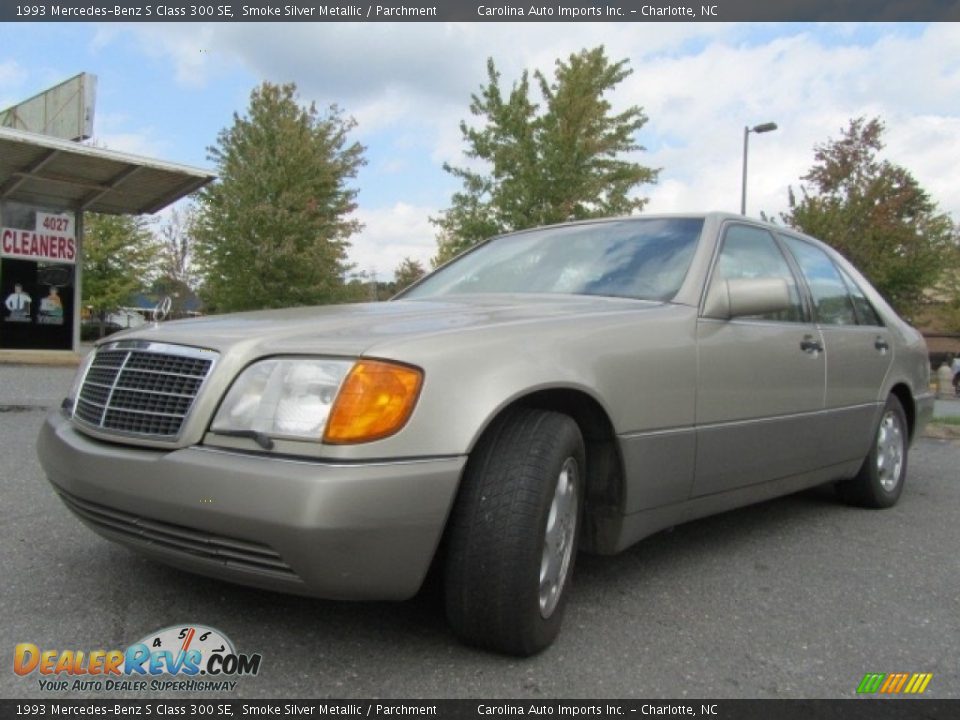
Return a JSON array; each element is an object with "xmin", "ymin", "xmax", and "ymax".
[{"xmin": 712, "ymin": 224, "xmax": 805, "ymax": 322}]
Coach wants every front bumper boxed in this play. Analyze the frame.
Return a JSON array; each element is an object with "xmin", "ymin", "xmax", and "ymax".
[{"xmin": 37, "ymin": 412, "xmax": 465, "ymax": 601}]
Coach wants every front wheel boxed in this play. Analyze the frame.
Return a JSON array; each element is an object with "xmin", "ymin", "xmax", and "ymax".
[
  {"xmin": 444, "ymin": 408, "xmax": 585, "ymax": 656},
  {"xmin": 837, "ymin": 395, "xmax": 909, "ymax": 508}
]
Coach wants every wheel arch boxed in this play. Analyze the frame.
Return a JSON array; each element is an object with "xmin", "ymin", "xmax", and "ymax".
[
  {"xmin": 888, "ymin": 382, "xmax": 916, "ymax": 441},
  {"xmin": 463, "ymin": 386, "xmax": 626, "ymax": 554}
]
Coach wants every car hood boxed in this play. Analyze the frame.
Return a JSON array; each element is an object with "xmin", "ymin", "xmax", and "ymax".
[{"xmin": 102, "ymin": 294, "xmax": 669, "ymax": 359}]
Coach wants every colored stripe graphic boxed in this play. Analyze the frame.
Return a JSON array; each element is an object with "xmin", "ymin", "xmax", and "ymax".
[
  {"xmin": 857, "ymin": 674, "xmax": 885, "ymax": 694},
  {"xmin": 880, "ymin": 673, "xmax": 907, "ymax": 693},
  {"xmin": 857, "ymin": 672, "xmax": 932, "ymax": 694},
  {"xmin": 904, "ymin": 673, "xmax": 933, "ymax": 694}
]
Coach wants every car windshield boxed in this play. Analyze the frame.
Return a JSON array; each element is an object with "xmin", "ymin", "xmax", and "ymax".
[{"xmin": 402, "ymin": 218, "xmax": 704, "ymax": 301}]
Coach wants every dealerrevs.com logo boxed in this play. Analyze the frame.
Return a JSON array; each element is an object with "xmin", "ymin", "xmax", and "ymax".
[{"xmin": 14, "ymin": 624, "xmax": 262, "ymax": 692}]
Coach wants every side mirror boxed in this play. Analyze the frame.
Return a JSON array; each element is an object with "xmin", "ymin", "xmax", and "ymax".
[{"xmin": 703, "ymin": 277, "xmax": 791, "ymax": 320}]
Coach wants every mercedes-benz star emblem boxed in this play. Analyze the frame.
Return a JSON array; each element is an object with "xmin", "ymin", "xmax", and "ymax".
[{"xmin": 153, "ymin": 296, "xmax": 173, "ymax": 324}]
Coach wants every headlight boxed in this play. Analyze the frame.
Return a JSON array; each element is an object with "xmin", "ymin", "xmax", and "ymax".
[
  {"xmin": 210, "ymin": 357, "xmax": 423, "ymax": 445},
  {"xmin": 211, "ymin": 358, "xmax": 352, "ymax": 441}
]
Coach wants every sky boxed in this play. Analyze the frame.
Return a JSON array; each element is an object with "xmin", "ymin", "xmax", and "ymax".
[{"xmin": 1, "ymin": 21, "xmax": 958, "ymax": 280}]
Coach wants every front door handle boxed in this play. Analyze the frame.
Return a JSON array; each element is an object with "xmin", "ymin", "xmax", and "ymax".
[{"xmin": 800, "ymin": 335, "xmax": 823, "ymax": 353}]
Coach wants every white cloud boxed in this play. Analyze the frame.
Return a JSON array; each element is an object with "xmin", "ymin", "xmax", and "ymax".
[
  {"xmin": 0, "ymin": 59, "xmax": 25, "ymax": 87},
  {"xmin": 0, "ymin": 61, "xmax": 74, "ymax": 113},
  {"xmin": 92, "ymin": 23, "xmax": 230, "ymax": 88},
  {"xmin": 127, "ymin": 22, "xmax": 727, "ymax": 102},
  {"xmin": 115, "ymin": 22, "xmax": 730, "ymax": 152},
  {"xmin": 97, "ymin": 22, "xmax": 960, "ymax": 224},
  {"xmin": 623, "ymin": 24, "xmax": 960, "ymax": 219},
  {"xmin": 349, "ymin": 202, "xmax": 438, "ymax": 279},
  {"xmin": 884, "ymin": 114, "xmax": 960, "ymax": 215},
  {"xmin": 87, "ymin": 111, "xmax": 167, "ymax": 158}
]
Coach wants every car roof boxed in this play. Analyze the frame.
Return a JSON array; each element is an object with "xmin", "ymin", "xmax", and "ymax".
[{"xmin": 497, "ymin": 211, "xmax": 765, "ymax": 237}]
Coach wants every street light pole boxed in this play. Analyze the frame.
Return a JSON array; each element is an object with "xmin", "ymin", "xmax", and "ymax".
[{"xmin": 740, "ymin": 121, "xmax": 778, "ymax": 215}]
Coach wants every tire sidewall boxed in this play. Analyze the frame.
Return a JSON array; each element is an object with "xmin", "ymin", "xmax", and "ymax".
[
  {"xmin": 520, "ymin": 419, "xmax": 586, "ymax": 653},
  {"xmin": 443, "ymin": 408, "xmax": 587, "ymax": 656}
]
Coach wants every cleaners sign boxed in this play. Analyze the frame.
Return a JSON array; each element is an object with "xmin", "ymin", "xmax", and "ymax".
[{"xmin": 1, "ymin": 212, "xmax": 77, "ymax": 264}]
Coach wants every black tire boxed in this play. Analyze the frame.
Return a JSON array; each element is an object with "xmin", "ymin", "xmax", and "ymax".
[
  {"xmin": 444, "ymin": 407, "xmax": 585, "ymax": 656},
  {"xmin": 837, "ymin": 395, "xmax": 909, "ymax": 508}
]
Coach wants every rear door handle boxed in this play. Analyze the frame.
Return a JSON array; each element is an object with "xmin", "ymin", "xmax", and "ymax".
[
  {"xmin": 875, "ymin": 337, "xmax": 889, "ymax": 351},
  {"xmin": 800, "ymin": 336, "xmax": 823, "ymax": 353}
]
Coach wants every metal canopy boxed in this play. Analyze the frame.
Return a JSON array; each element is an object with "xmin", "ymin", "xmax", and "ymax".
[{"xmin": 0, "ymin": 126, "xmax": 214, "ymax": 215}]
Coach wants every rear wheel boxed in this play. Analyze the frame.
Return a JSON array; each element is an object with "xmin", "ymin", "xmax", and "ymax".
[
  {"xmin": 837, "ymin": 395, "xmax": 908, "ymax": 508},
  {"xmin": 444, "ymin": 408, "xmax": 584, "ymax": 656}
]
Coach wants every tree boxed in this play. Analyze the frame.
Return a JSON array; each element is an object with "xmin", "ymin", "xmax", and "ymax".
[
  {"xmin": 81, "ymin": 213, "xmax": 158, "ymax": 336},
  {"xmin": 157, "ymin": 205, "xmax": 196, "ymax": 288},
  {"xmin": 393, "ymin": 257, "xmax": 426, "ymax": 291},
  {"xmin": 433, "ymin": 47, "xmax": 658, "ymax": 265},
  {"xmin": 783, "ymin": 117, "xmax": 956, "ymax": 318},
  {"xmin": 935, "ymin": 244, "xmax": 960, "ymax": 333},
  {"xmin": 194, "ymin": 82, "xmax": 365, "ymax": 312}
]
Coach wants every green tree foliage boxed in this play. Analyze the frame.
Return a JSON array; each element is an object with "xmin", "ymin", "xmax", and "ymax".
[
  {"xmin": 937, "ymin": 248, "xmax": 960, "ymax": 333},
  {"xmin": 81, "ymin": 213, "xmax": 158, "ymax": 336},
  {"xmin": 433, "ymin": 47, "xmax": 658, "ymax": 265},
  {"xmin": 783, "ymin": 117, "xmax": 956, "ymax": 318},
  {"xmin": 194, "ymin": 82, "xmax": 365, "ymax": 312},
  {"xmin": 393, "ymin": 256, "xmax": 426, "ymax": 292},
  {"xmin": 342, "ymin": 269, "xmax": 385, "ymax": 302}
]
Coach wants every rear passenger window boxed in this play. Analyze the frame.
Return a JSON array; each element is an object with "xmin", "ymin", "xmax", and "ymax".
[
  {"xmin": 837, "ymin": 266, "xmax": 883, "ymax": 326},
  {"xmin": 712, "ymin": 224, "xmax": 804, "ymax": 322},
  {"xmin": 782, "ymin": 237, "xmax": 857, "ymax": 326}
]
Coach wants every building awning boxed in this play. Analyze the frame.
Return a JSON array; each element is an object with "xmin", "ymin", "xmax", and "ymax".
[{"xmin": 0, "ymin": 126, "xmax": 215, "ymax": 215}]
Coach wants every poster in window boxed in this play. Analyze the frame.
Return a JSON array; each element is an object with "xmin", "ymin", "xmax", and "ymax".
[{"xmin": 0, "ymin": 259, "xmax": 75, "ymax": 350}]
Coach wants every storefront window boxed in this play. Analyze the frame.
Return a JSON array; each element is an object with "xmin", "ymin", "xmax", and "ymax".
[{"xmin": 1, "ymin": 201, "xmax": 77, "ymax": 350}]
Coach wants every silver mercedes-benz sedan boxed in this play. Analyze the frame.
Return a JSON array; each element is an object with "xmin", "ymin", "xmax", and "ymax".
[{"xmin": 38, "ymin": 212, "xmax": 934, "ymax": 655}]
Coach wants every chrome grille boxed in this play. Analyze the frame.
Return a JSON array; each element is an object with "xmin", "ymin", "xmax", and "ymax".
[{"xmin": 74, "ymin": 343, "xmax": 215, "ymax": 439}]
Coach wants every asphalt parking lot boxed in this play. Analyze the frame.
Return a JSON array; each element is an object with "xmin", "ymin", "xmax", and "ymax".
[{"xmin": 2, "ymin": 363, "xmax": 959, "ymax": 700}]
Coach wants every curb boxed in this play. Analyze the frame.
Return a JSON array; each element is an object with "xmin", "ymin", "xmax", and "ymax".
[
  {"xmin": 924, "ymin": 423, "xmax": 960, "ymax": 440},
  {"xmin": 0, "ymin": 350, "xmax": 81, "ymax": 367}
]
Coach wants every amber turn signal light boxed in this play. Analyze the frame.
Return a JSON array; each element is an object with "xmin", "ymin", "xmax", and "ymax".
[{"xmin": 323, "ymin": 360, "xmax": 423, "ymax": 444}]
